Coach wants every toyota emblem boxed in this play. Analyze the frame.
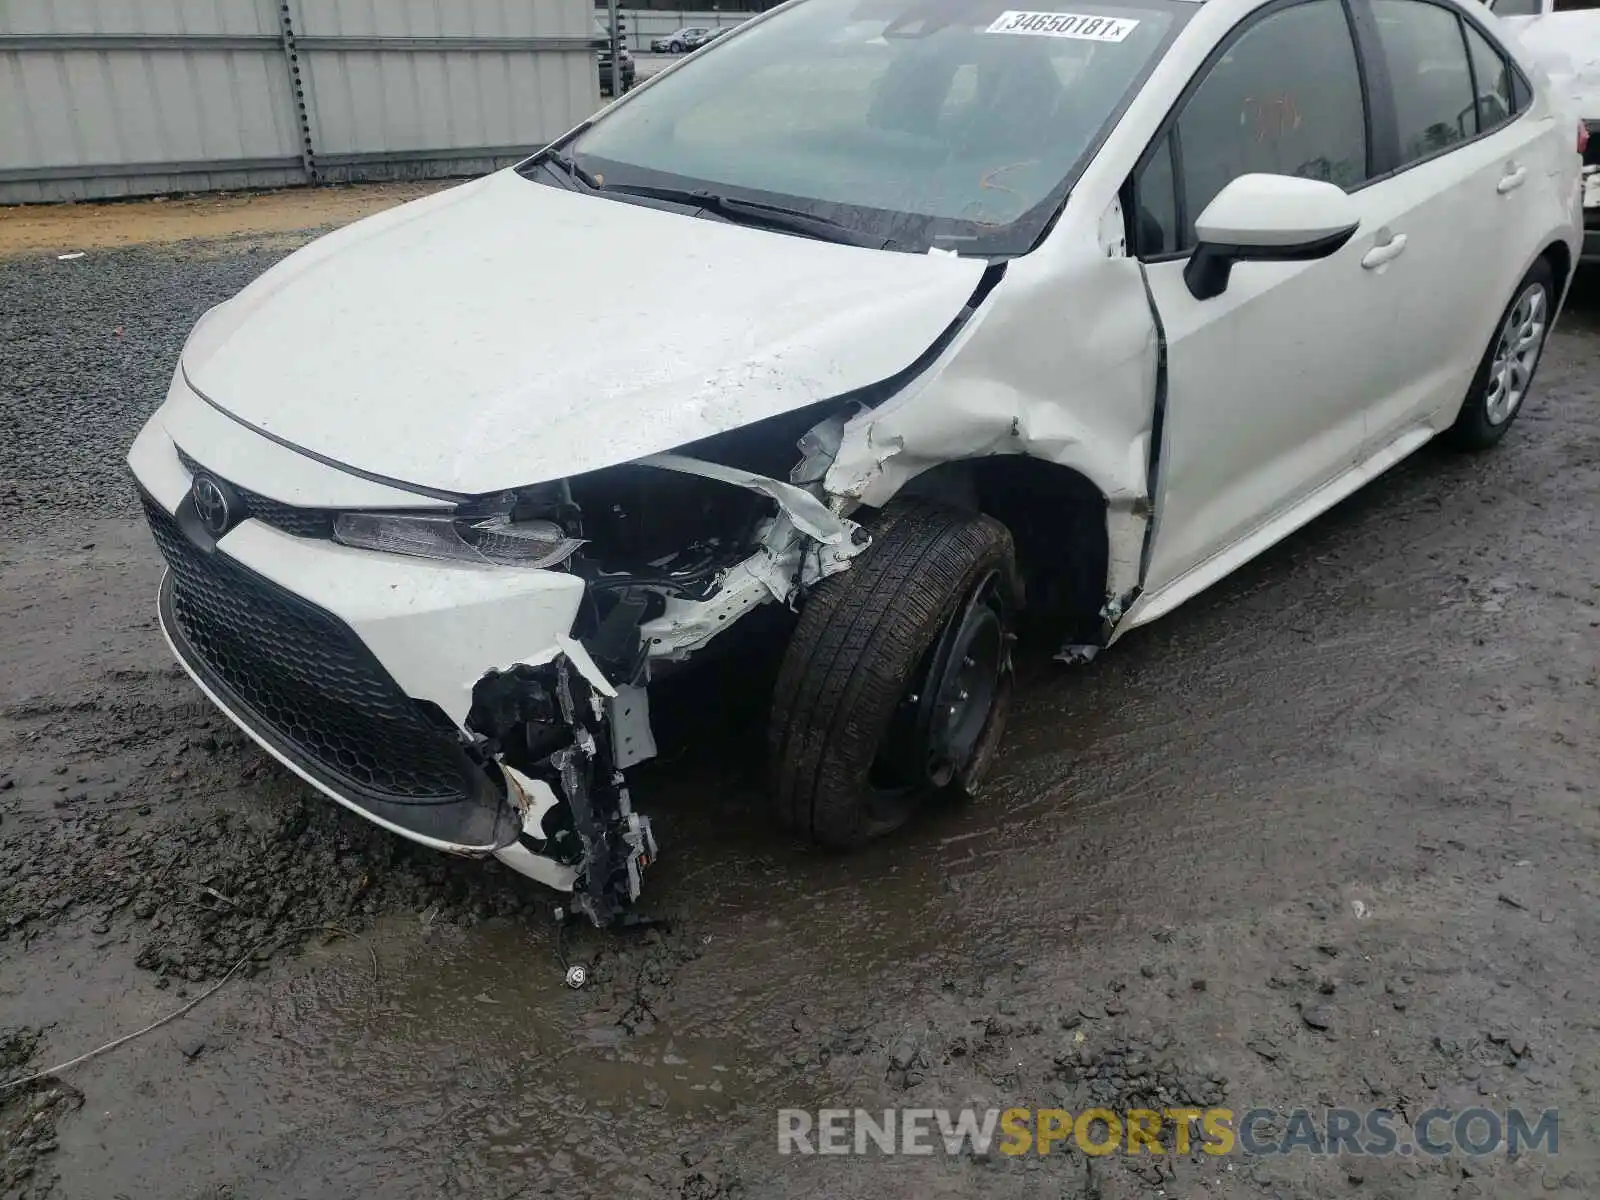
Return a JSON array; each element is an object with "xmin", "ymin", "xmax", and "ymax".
[{"xmin": 191, "ymin": 473, "xmax": 236, "ymax": 537}]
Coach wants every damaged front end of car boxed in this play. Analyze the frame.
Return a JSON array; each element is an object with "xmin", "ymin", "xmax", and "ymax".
[
  {"xmin": 136, "ymin": 207, "xmax": 1162, "ymax": 928},
  {"xmin": 450, "ymin": 411, "xmax": 870, "ymax": 926},
  {"xmin": 468, "ymin": 651, "xmax": 657, "ymax": 927}
]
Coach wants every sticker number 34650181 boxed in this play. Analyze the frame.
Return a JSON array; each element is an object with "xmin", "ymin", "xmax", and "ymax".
[{"xmin": 985, "ymin": 10, "xmax": 1141, "ymax": 40}]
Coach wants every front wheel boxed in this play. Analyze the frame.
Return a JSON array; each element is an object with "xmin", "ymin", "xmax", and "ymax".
[
  {"xmin": 1445, "ymin": 258, "xmax": 1555, "ymax": 451},
  {"xmin": 669, "ymin": 40, "xmax": 683, "ymax": 52},
  {"xmin": 768, "ymin": 500, "xmax": 1018, "ymax": 850}
]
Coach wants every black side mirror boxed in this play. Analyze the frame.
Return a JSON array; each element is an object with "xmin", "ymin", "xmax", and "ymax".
[{"xmin": 1184, "ymin": 226, "xmax": 1358, "ymax": 300}]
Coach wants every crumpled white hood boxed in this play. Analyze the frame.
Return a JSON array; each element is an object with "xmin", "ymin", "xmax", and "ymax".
[
  {"xmin": 182, "ymin": 169, "xmax": 986, "ymax": 495},
  {"xmin": 1502, "ymin": 12, "xmax": 1600, "ymax": 121}
]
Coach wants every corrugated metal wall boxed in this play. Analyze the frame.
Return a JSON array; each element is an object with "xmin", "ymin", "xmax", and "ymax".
[{"xmin": 0, "ymin": 0, "xmax": 600, "ymax": 203}]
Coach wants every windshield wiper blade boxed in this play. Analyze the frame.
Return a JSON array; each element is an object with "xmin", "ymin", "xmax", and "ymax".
[
  {"xmin": 600, "ymin": 183, "xmax": 895, "ymax": 250},
  {"xmin": 539, "ymin": 148, "xmax": 602, "ymax": 191},
  {"xmin": 713, "ymin": 194, "xmax": 896, "ymax": 250}
]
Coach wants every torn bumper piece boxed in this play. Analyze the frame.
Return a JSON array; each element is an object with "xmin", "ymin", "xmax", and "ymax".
[{"xmin": 469, "ymin": 656, "xmax": 657, "ymax": 927}]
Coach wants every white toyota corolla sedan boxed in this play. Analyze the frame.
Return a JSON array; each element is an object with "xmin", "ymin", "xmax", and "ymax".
[{"xmin": 128, "ymin": 0, "xmax": 1583, "ymax": 924}]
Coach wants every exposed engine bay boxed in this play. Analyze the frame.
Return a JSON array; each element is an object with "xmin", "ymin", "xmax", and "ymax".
[{"xmin": 458, "ymin": 407, "xmax": 871, "ymax": 925}]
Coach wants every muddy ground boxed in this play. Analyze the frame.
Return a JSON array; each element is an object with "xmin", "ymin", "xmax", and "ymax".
[
  {"xmin": 0, "ymin": 183, "xmax": 453, "ymax": 258},
  {"xmin": 1, "ymin": 193, "xmax": 1598, "ymax": 1200}
]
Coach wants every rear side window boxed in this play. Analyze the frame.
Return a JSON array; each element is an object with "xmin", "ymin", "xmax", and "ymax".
[
  {"xmin": 1371, "ymin": 0, "xmax": 1477, "ymax": 164},
  {"xmin": 1493, "ymin": 0, "xmax": 1541, "ymax": 14},
  {"xmin": 1131, "ymin": 0, "xmax": 1368, "ymax": 255},
  {"xmin": 1462, "ymin": 21, "xmax": 1517, "ymax": 131},
  {"xmin": 1511, "ymin": 66, "xmax": 1532, "ymax": 111}
]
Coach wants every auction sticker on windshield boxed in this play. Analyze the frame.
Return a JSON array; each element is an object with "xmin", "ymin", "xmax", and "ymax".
[{"xmin": 985, "ymin": 10, "xmax": 1140, "ymax": 40}]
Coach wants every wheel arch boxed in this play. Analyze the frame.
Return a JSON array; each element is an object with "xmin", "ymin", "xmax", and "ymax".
[
  {"xmin": 1540, "ymin": 238, "xmax": 1573, "ymax": 308},
  {"xmin": 881, "ymin": 454, "xmax": 1118, "ymax": 645}
]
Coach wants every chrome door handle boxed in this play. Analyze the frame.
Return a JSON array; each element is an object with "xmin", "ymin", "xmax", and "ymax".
[
  {"xmin": 1497, "ymin": 165, "xmax": 1528, "ymax": 194},
  {"xmin": 1361, "ymin": 234, "xmax": 1408, "ymax": 269}
]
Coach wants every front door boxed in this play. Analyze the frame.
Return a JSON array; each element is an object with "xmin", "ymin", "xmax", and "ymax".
[{"xmin": 1129, "ymin": 0, "xmax": 1402, "ymax": 600}]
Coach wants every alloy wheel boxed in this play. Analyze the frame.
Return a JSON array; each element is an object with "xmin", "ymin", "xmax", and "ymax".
[{"xmin": 1485, "ymin": 282, "xmax": 1548, "ymax": 426}]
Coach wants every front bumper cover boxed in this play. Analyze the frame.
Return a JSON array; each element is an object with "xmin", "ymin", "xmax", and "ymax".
[
  {"xmin": 152, "ymin": 518, "xmax": 517, "ymax": 851},
  {"xmin": 149, "ymin": 492, "xmax": 657, "ymax": 923},
  {"xmin": 127, "ymin": 369, "xmax": 867, "ymax": 925},
  {"xmin": 132, "ymin": 412, "xmax": 657, "ymax": 923}
]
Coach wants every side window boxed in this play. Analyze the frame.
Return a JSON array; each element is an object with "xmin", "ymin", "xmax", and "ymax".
[
  {"xmin": 1167, "ymin": 0, "xmax": 1368, "ymax": 250},
  {"xmin": 1462, "ymin": 22, "xmax": 1517, "ymax": 130},
  {"xmin": 1131, "ymin": 134, "xmax": 1180, "ymax": 256},
  {"xmin": 1511, "ymin": 65, "xmax": 1532, "ymax": 112},
  {"xmin": 1371, "ymin": 1, "xmax": 1477, "ymax": 164},
  {"xmin": 1492, "ymin": 0, "xmax": 1542, "ymax": 15}
]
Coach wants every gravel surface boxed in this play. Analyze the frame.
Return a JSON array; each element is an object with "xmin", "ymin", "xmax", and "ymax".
[
  {"xmin": 1, "ymin": 231, "xmax": 1598, "ymax": 1200},
  {"xmin": 0, "ymin": 244, "xmax": 294, "ymax": 524}
]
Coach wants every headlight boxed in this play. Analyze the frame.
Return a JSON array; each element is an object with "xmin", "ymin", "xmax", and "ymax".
[{"xmin": 333, "ymin": 512, "xmax": 584, "ymax": 569}]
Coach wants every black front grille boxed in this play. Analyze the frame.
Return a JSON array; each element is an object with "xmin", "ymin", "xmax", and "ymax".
[
  {"xmin": 1586, "ymin": 121, "xmax": 1600, "ymax": 169},
  {"xmin": 142, "ymin": 492, "xmax": 496, "ymax": 821},
  {"xmin": 176, "ymin": 448, "xmax": 334, "ymax": 539}
]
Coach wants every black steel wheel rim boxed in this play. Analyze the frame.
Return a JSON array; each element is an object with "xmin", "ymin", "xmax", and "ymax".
[{"xmin": 868, "ymin": 567, "xmax": 1009, "ymax": 815}]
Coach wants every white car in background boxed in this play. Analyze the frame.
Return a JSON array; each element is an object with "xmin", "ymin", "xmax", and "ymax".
[
  {"xmin": 651, "ymin": 26, "xmax": 713, "ymax": 52},
  {"xmin": 127, "ymin": 0, "xmax": 1581, "ymax": 925},
  {"xmin": 1489, "ymin": 0, "xmax": 1600, "ymax": 258}
]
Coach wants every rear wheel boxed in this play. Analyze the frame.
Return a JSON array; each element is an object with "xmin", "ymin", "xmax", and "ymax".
[
  {"xmin": 768, "ymin": 500, "xmax": 1018, "ymax": 849},
  {"xmin": 1445, "ymin": 258, "xmax": 1555, "ymax": 451}
]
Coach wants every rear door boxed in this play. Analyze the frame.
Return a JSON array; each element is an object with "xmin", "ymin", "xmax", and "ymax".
[{"xmin": 1354, "ymin": 0, "xmax": 1558, "ymax": 447}]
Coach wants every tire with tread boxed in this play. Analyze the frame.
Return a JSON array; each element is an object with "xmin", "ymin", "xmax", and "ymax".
[
  {"xmin": 768, "ymin": 499, "xmax": 1017, "ymax": 850},
  {"xmin": 1445, "ymin": 257, "xmax": 1555, "ymax": 451}
]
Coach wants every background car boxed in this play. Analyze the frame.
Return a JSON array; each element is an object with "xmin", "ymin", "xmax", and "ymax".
[
  {"xmin": 1487, "ymin": 0, "xmax": 1600, "ymax": 261},
  {"xmin": 652, "ymin": 26, "xmax": 712, "ymax": 53}
]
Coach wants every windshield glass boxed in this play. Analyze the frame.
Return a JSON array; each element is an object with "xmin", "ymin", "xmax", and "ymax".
[{"xmin": 548, "ymin": 0, "xmax": 1192, "ymax": 255}]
